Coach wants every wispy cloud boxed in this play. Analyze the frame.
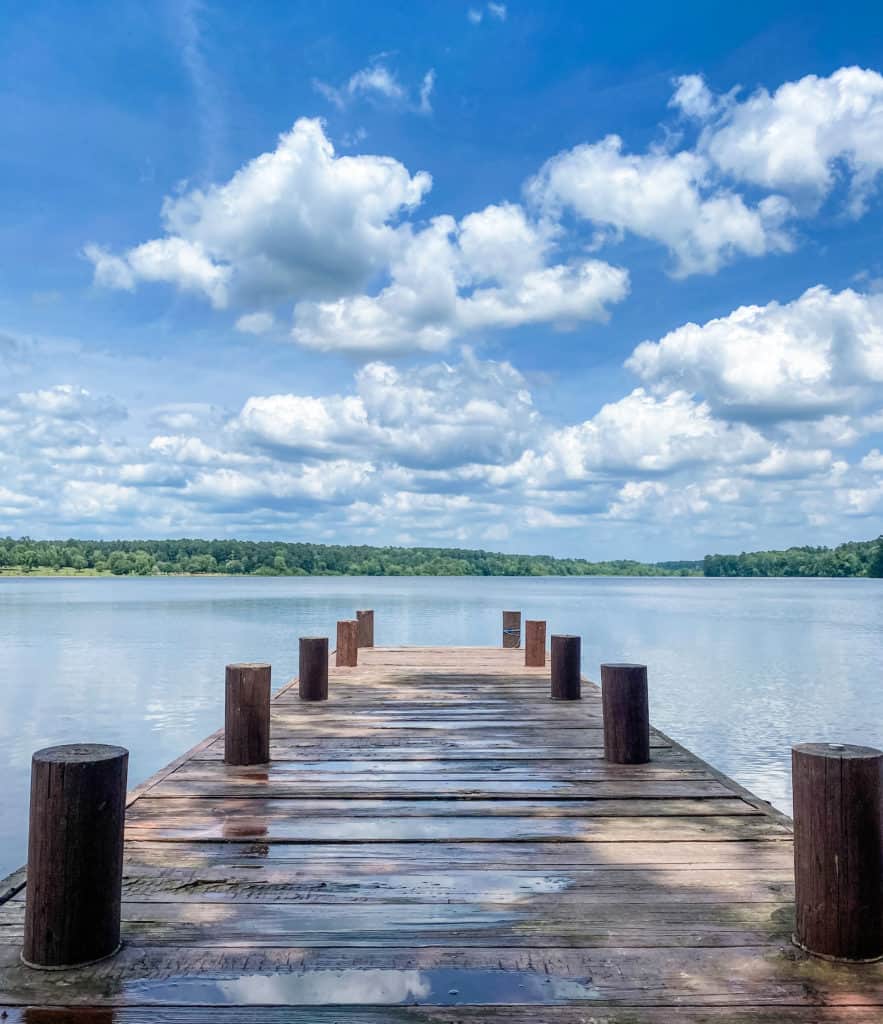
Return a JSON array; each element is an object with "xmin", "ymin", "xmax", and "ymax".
[
  {"xmin": 468, "ymin": 3, "xmax": 507, "ymax": 24},
  {"xmin": 168, "ymin": 0, "xmax": 225, "ymax": 178},
  {"xmin": 418, "ymin": 70, "xmax": 436, "ymax": 114},
  {"xmin": 314, "ymin": 62, "xmax": 435, "ymax": 115}
]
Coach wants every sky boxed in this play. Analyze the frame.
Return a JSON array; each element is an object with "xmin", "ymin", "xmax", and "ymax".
[{"xmin": 2, "ymin": 0, "xmax": 883, "ymax": 560}]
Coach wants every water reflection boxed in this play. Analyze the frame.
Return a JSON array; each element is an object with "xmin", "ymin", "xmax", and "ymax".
[
  {"xmin": 23, "ymin": 1013, "xmax": 115, "ymax": 1023},
  {"xmin": 3, "ymin": 575, "xmax": 883, "ymax": 871},
  {"xmin": 123, "ymin": 967, "xmax": 598, "ymax": 1005}
]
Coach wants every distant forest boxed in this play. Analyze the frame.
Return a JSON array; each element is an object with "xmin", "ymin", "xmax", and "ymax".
[
  {"xmin": 703, "ymin": 536, "xmax": 883, "ymax": 578},
  {"xmin": 0, "ymin": 538, "xmax": 700, "ymax": 577},
  {"xmin": 0, "ymin": 536, "xmax": 880, "ymax": 578}
]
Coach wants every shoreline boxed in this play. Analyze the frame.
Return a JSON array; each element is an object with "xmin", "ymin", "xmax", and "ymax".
[
  {"xmin": 0, "ymin": 569, "xmax": 702, "ymax": 579},
  {"xmin": 2, "ymin": 570, "xmax": 880, "ymax": 580}
]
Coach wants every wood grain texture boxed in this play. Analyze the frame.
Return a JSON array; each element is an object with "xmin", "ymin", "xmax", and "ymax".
[
  {"xmin": 4, "ymin": 644, "xmax": 882, "ymax": 1016},
  {"xmin": 298, "ymin": 638, "xmax": 329, "ymax": 702},
  {"xmin": 524, "ymin": 619, "xmax": 546, "ymax": 667},
  {"xmin": 336, "ymin": 620, "xmax": 358, "ymax": 667},
  {"xmin": 224, "ymin": 664, "xmax": 271, "ymax": 766},
  {"xmin": 792, "ymin": 742, "xmax": 883, "ymax": 961},
  {"xmin": 550, "ymin": 635, "xmax": 580, "ymax": 700},
  {"xmin": 22, "ymin": 744, "xmax": 128, "ymax": 969},
  {"xmin": 502, "ymin": 610, "xmax": 521, "ymax": 648},
  {"xmin": 356, "ymin": 610, "xmax": 374, "ymax": 648},
  {"xmin": 601, "ymin": 662, "xmax": 650, "ymax": 765}
]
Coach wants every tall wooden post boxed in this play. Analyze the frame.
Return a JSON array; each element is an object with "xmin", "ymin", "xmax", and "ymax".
[
  {"xmin": 550, "ymin": 635, "xmax": 581, "ymax": 700},
  {"xmin": 356, "ymin": 610, "xmax": 375, "ymax": 648},
  {"xmin": 336, "ymin": 619, "xmax": 358, "ymax": 667},
  {"xmin": 299, "ymin": 637, "xmax": 329, "ymax": 701},
  {"xmin": 23, "ymin": 743, "xmax": 128, "ymax": 969},
  {"xmin": 502, "ymin": 610, "xmax": 521, "ymax": 648},
  {"xmin": 525, "ymin": 620, "xmax": 546, "ymax": 667},
  {"xmin": 792, "ymin": 742, "xmax": 883, "ymax": 962},
  {"xmin": 601, "ymin": 663, "xmax": 650, "ymax": 764},
  {"xmin": 225, "ymin": 663, "xmax": 271, "ymax": 766}
]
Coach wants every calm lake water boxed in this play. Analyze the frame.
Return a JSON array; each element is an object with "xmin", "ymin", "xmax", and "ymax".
[{"xmin": 2, "ymin": 574, "xmax": 882, "ymax": 876}]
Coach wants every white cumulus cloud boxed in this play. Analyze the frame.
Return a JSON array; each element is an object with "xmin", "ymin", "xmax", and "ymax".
[
  {"xmin": 528, "ymin": 134, "xmax": 793, "ymax": 276},
  {"xmin": 292, "ymin": 205, "xmax": 628, "ymax": 353},
  {"xmin": 627, "ymin": 285, "xmax": 883, "ymax": 422},
  {"xmin": 679, "ymin": 67, "xmax": 883, "ymax": 216},
  {"xmin": 87, "ymin": 118, "xmax": 431, "ymax": 308},
  {"xmin": 235, "ymin": 350, "xmax": 539, "ymax": 470}
]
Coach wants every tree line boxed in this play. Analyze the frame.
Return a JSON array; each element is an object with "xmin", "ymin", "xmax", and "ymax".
[
  {"xmin": 0, "ymin": 538, "xmax": 700, "ymax": 577},
  {"xmin": 703, "ymin": 537, "xmax": 883, "ymax": 578},
  {"xmin": 2, "ymin": 536, "xmax": 880, "ymax": 578}
]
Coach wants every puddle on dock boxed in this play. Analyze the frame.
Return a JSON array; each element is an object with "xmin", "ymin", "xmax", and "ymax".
[{"xmin": 124, "ymin": 967, "xmax": 599, "ymax": 1005}]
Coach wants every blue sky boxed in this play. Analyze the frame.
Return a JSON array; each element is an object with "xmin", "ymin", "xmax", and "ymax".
[{"xmin": 2, "ymin": 0, "xmax": 883, "ymax": 559}]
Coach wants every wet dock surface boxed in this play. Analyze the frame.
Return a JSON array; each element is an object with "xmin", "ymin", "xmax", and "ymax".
[{"xmin": 2, "ymin": 645, "xmax": 883, "ymax": 1021}]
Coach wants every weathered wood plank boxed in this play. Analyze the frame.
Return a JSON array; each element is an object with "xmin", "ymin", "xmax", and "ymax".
[
  {"xmin": 9, "ymin": 866, "xmax": 789, "ymax": 906},
  {"xmin": 6, "ymin": 1009, "xmax": 883, "ymax": 1023},
  {"xmin": 120, "ymin": 838, "xmax": 797, "ymax": 869},
  {"xmin": 0, "ymin": 896, "xmax": 797, "ymax": 947},
  {"xmin": 123, "ymin": 812, "xmax": 786, "ymax": 843},
  {"xmin": 191, "ymin": 740, "xmax": 692, "ymax": 762},
  {"xmin": 173, "ymin": 756, "xmax": 717, "ymax": 777},
  {"xmin": 2, "ymin": 944, "xmax": 883, "ymax": 1007},
  {"xmin": 0, "ymin": 869, "xmax": 26, "ymax": 907},
  {"xmin": 167, "ymin": 757, "xmax": 723, "ymax": 777},
  {"xmin": 259, "ymin": 725, "xmax": 670, "ymax": 742},
  {"xmin": 152, "ymin": 775, "xmax": 735, "ymax": 799},
  {"xmin": 128, "ymin": 795, "xmax": 760, "ymax": 817}
]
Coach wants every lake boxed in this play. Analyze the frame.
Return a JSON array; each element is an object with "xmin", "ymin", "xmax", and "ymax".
[{"xmin": 2, "ymin": 574, "xmax": 882, "ymax": 877}]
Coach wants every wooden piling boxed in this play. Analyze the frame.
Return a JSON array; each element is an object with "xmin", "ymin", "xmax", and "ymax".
[
  {"xmin": 502, "ymin": 610, "xmax": 521, "ymax": 648},
  {"xmin": 299, "ymin": 637, "xmax": 329, "ymax": 701},
  {"xmin": 550, "ymin": 634, "xmax": 581, "ymax": 700},
  {"xmin": 792, "ymin": 742, "xmax": 883, "ymax": 961},
  {"xmin": 336, "ymin": 619, "xmax": 359, "ymax": 667},
  {"xmin": 225, "ymin": 663, "xmax": 271, "ymax": 766},
  {"xmin": 601, "ymin": 663, "xmax": 650, "ymax": 765},
  {"xmin": 356, "ymin": 610, "xmax": 375, "ymax": 648},
  {"xmin": 22, "ymin": 743, "xmax": 128, "ymax": 969},
  {"xmin": 525, "ymin": 619, "xmax": 546, "ymax": 667}
]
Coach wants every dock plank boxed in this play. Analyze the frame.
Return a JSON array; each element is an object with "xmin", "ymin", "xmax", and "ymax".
[{"xmin": 2, "ymin": 644, "xmax": 881, "ymax": 1017}]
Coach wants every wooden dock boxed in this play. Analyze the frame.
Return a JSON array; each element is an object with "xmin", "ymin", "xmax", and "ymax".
[{"xmin": 2, "ymin": 644, "xmax": 883, "ymax": 1021}]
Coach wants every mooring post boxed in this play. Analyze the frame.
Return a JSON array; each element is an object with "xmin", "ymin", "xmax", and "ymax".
[
  {"xmin": 601, "ymin": 663, "xmax": 650, "ymax": 764},
  {"xmin": 356, "ymin": 609, "xmax": 375, "ymax": 648},
  {"xmin": 22, "ymin": 743, "xmax": 128, "ymax": 969},
  {"xmin": 792, "ymin": 742, "xmax": 883, "ymax": 962},
  {"xmin": 299, "ymin": 637, "xmax": 329, "ymax": 701},
  {"xmin": 550, "ymin": 634, "xmax": 581, "ymax": 699},
  {"xmin": 502, "ymin": 610, "xmax": 521, "ymax": 648},
  {"xmin": 525, "ymin": 619, "xmax": 546, "ymax": 667},
  {"xmin": 336, "ymin": 619, "xmax": 359, "ymax": 667},
  {"xmin": 225, "ymin": 663, "xmax": 271, "ymax": 766}
]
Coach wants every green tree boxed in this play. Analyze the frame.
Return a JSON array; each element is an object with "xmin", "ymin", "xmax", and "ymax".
[
  {"xmin": 868, "ymin": 542, "xmax": 883, "ymax": 579},
  {"xmin": 131, "ymin": 550, "xmax": 155, "ymax": 576},
  {"xmin": 13, "ymin": 544, "xmax": 37, "ymax": 571},
  {"xmin": 187, "ymin": 554, "xmax": 217, "ymax": 574},
  {"xmin": 108, "ymin": 550, "xmax": 132, "ymax": 575}
]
